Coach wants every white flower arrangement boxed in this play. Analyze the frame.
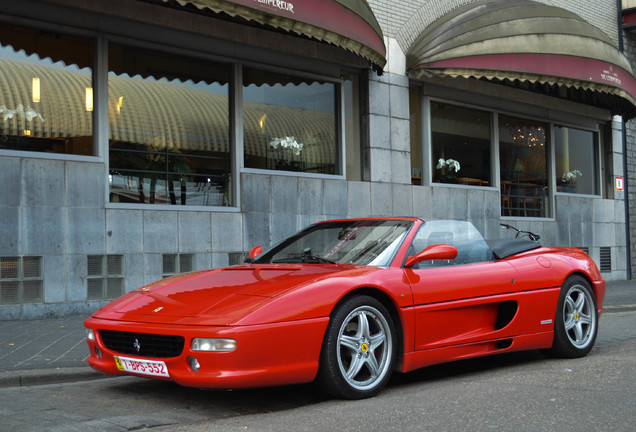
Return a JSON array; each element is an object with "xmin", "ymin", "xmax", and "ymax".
[
  {"xmin": 0, "ymin": 104, "xmax": 45, "ymax": 122},
  {"xmin": 436, "ymin": 158, "xmax": 460, "ymax": 173},
  {"xmin": 269, "ymin": 136, "xmax": 304, "ymax": 156},
  {"xmin": 562, "ymin": 169, "xmax": 582, "ymax": 183}
]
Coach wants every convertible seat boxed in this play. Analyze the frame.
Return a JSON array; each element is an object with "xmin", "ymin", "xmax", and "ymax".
[{"xmin": 487, "ymin": 238, "xmax": 541, "ymax": 260}]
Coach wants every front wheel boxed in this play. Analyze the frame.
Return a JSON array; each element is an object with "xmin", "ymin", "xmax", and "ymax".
[
  {"xmin": 317, "ymin": 295, "xmax": 397, "ymax": 399},
  {"xmin": 548, "ymin": 276, "xmax": 598, "ymax": 358}
]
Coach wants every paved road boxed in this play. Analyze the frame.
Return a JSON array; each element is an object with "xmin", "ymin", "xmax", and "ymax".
[{"xmin": 0, "ymin": 310, "xmax": 634, "ymax": 432}]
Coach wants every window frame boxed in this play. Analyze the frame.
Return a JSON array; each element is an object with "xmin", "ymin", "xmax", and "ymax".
[
  {"xmin": 104, "ymin": 39, "xmax": 234, "ymax": 208},
  {"xmin": 238, "ymin": 61, "xmax": 347, "ymax": 180},
  {"xmin": 498, "ymin": 114, "xmax": 551, "ymax": 219},
  {"xmin": 415, "ymin": 95, "xmax": 497, "ymax": 190},
  {"xmin": 552, "ymin": 122, "xmax": 603, "ymax": 198},
  {"xmin": 409, "ymin": 85, "xmax": 608, "ymax": 220},
  {"xmin": 428, "ymin": 99, "xmax": 495, "ymax": 187},
  {"xmin": 0, "ymin": 20, "xmax": 103, "ymax": 163}
]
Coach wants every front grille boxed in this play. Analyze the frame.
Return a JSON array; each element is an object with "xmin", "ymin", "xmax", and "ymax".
[{"xmin": 100, "ymin": 330, "xmax": 185, "ymax": 358}]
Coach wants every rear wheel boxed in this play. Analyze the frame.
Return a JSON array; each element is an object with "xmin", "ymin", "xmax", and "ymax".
[
  {"xmin": 317, "ymin": 295, "xmax": 396, "ymax": 399},
  {"xmin": 549, "ymin": 276, "xmax": 598, "ymax": 358}
]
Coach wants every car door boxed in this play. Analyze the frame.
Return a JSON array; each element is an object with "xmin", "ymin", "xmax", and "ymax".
[
  {"xmin": 404, "ymin": 260, "xmax": 519, "ymax": 351},
  {"xmin": 401, "ymin": 220, "xmax": 533, "ymax": 352}
]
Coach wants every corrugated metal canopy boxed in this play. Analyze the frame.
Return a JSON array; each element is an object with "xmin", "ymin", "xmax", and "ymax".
[
  {"xmin": 407, "ymin": 0, "xmax": 636, "ymax": 119},
  {"xmin": 157, "ymin": 0, "xmax": 386, "ymax": 70}
]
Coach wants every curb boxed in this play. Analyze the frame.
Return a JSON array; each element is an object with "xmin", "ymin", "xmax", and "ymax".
[
  {"xmin": 604, "ymin": 304, "xmax": 636, "ymax": 313},
  {"xmin": 0, "ymin": 367, "xmax": 109, "ymax": 389}
]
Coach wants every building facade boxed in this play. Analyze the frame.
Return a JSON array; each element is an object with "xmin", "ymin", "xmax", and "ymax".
[
  {"xmin": 1, "ymin": 0, "xmax": 634, "ymax": 320},
  {"xmin": 620, "ymin": 0, "xmax": 636, "ymax": 278}
]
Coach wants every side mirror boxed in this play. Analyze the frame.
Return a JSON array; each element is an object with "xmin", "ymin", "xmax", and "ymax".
[
  {"xmin": 249, "ymin": 246, "xmax": 263, "ymax": 260},
  {"xmin": 405, "ymin": 244, "xmax": 458, "ymax": 267}
]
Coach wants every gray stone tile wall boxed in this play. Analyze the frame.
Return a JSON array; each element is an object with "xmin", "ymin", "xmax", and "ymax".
[
  {"xmin": 0, "ymin": 158, "xmax": 628, "ymax": 320},
  {"xmin": 622, "ymin": 32, "xmax": 636, "ymax": 278},
  {"xmin": 368, "ymin": 71, "xmax": 411, "ymax": 184}
]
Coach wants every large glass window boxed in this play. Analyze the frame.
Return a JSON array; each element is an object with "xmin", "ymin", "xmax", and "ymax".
[
  {"xmin": 0, "ymin": 23, "xmax": 93, "ymax": 155},
  {"xmin": 499, "ymin": 116, "xmax": 549, "ymax": 217},
  {"xmin": 243, "ymin": 68, "xmax": 337, "ymax": 174},
  {"xmin": 431, "ymin": 102, "xmax": 491, "ymax": 186},
  {"xmin": 555, "ymin": 126, "xmax": 599, "ymax": 195},
  {"xmin": 108, "ymin": 44, "xmax": 231, "ymax": 206}
]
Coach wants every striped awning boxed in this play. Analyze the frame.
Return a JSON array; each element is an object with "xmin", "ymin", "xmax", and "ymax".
[
  {"xmin": 623, "ymin": 0, "xmax": 636, "ymax": 31},
  {"xmin": 407, "ymin": 0, "xmax": 636, "ymax": 119},
  {"xmin": 158, "ymin": 0, "xmax": 386, "ymax": 70}
]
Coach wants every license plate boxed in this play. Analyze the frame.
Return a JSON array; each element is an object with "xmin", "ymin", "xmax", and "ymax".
[{"xmin": 114, "ymin": 356, "xmax": 169, "ymax": 377}]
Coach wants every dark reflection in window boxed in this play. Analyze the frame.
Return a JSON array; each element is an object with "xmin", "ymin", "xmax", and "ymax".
[
  {"xmin": 0, "ymin": 23, "xmax": 93, "ymax": 155},
  {"xmin": 343, "ymin": 73, "xmax": 361, "ymax": 181},
  {"xmin": 409, "ymin": 87, "xmax": 422, "ymax": 184},
  {"xmin": 243, "ymin": 67, "xmax": 337, "ymax": 174},
  {"xmin": 107, "ymin": 43, "xmax": 231, "ymax": 206},
  {"xmin": 430, "ymin": 102, "xmax": 491, "ymax": 186},
  {"xmin": 499, "ymin": 116, "xmax": 550, "ymax": 217},
  {"xmin": 555, "ymin": 126, "xmax": 599, "ymax": 195}
]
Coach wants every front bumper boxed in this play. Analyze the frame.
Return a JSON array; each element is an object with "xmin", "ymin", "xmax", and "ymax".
[{"xmin": 85, "ymin": 316, "xmax": 329, "ymax": 389}]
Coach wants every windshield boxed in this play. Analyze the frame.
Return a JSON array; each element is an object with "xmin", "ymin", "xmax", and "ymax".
[{"xmin": 254, "ymin": 220, "xmax": 414, "ymax": 266}]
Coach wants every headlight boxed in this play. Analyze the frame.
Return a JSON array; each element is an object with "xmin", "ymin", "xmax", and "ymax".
[
  {"xmin": 191, "ymin": 338, "xmax": 237, "ymax": 352},
  {"xmin": 86, "ymin": 328, "xmax": 95, "ymax": 341}
]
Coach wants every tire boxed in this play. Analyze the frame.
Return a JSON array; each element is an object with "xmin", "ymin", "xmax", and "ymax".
[
  {"xmin": 548, "ymin": 275, "xmax": 598, "ymax": 358},
  {"xmin": 317, "ymin": 295, "xmax": 397, "ymax": 399}
]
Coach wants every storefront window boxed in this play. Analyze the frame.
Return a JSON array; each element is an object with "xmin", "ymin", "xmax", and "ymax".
[
  {"xmin": 243, "ymin": 68, "xmax": 337, "ymax": 174},
  {"xmin": 499, "ymin": 116, "xmax": 549, "ymax": 217},
  {"xmin": 555, "ymin": 126, "xmax": 599, "ymax": 195},
  {"xmin": 0, "ymin": 24, "xmax": 93, "ymax": 155},
  {"xmin": 431, "ymin": 102, "xmax": 491, "ymax": 186},
  {"xmin": 108, "ymin": 43, "xmax": 231, "ymax": 206}
]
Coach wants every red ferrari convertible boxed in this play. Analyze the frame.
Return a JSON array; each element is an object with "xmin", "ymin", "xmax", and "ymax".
[{"xmin": 85, "ymin": 217, "xmax": 605, "ymax": 399}]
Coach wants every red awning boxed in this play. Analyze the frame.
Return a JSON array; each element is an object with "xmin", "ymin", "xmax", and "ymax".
[
  {"xmin": 623, "ymin": 2, "xmax": 636, "ymax": 30},
  {"xmin": 408, "ymin": 0, "xmax": 636, "ymax": 118},
  {"xmin": 160, "ymin": 0, "xmax": 386, "ymax": 69}
]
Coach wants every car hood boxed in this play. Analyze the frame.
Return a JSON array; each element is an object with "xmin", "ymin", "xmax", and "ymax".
[{"xmin": 92, "ymin": 264, "xmax": 366, "ymax": 325}]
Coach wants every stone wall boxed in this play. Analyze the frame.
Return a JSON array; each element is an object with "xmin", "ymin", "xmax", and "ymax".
[
  {"xmin": 0, "ymin": 152, "xmax": 626, "ymax": 320},
  {"xmin": 623, "ymin": 30, "xmax": 636, "ymax": 278}
]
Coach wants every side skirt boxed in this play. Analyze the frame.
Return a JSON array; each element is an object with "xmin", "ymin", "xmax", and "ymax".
[{"xmin": 400, "ymin": 331, "xmax": 553, "ymax": 373}]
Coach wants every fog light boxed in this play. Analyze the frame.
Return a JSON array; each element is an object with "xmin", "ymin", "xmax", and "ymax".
[
  {"xmin": 188, "ymin": 356, "xmax": 200, "ymax": 372},
  {"xmin": 191, "ymin": 338, "xmax": 237, "ymax": 352},
  {"xmin": 95, "ymin": 346, "xmax": 102, "ymax": 360},
  {"xmin": 86, "ymin": 328, "xmax": 95, "ymax": 341}
]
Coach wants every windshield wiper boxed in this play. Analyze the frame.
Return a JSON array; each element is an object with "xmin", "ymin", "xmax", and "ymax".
[{"xmin": 272, "ymin": 248, "xmax": 336, "ymax": 264}]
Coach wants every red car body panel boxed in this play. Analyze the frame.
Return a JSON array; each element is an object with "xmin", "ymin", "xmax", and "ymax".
[
  {"xmin": 85, "ymin": 218, "xmax": 605, "ymax": 389},
  {"xmin": 85, "ymin": 316, "xmax": 330, "ymax": 388}
]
